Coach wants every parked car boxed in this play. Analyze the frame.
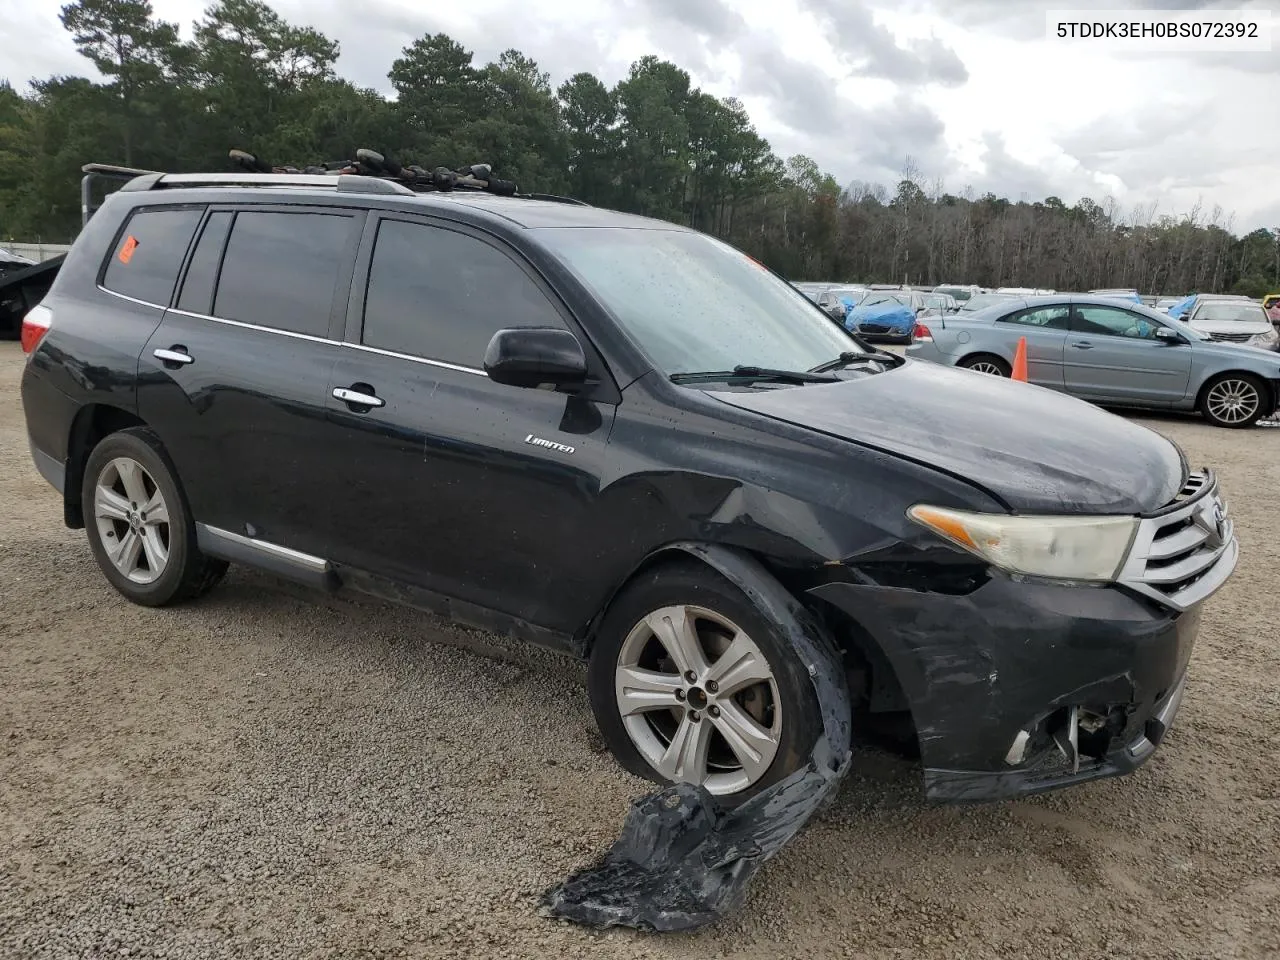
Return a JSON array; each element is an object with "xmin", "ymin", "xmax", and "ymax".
[
  {"xmin": 907, "ymin": 295, "xmax": 1280, "ymax": 427},
  {"xmin": 1261, "ymin": 293, "xmax": 1279, "ymax": 328},
  {"xmin": 932, "ymin": 284, "xmax": 980, "ymax": 303},
  {"xmin": 958, "ymin": 291, "xmax": 1016, "ymax": 313},
  {"xmin": 1180, "ymin": 298, "xmax": 1279, "ymax": 351},
  {"xmin": 20, "ymin": 167, "xmax": 1239, "ymax": 807},
  {"xmin": 791, "ymin": 281, "xmax": 829, "ymax": 302},
  {"xmin": 843, "ymin": 290, "xmax": 926, "ymax": 342},
  {"xmin": 923, "ymin": 292, "xmax": 958, "ymax": 314},
  {"xmin": 1, "ymin": 254, "xmax": 64, "ymax": 342},
  {"xmin": 818, "ymin": 284, "xmax": 868, "ymax": 323},
  {"xmin": 1155, "ymin": 297, "xmax": 1183, "ymax": 313},
  {"xmin": 1089, "ymin": 288, "xmax": 1144, "ymax": 305}
]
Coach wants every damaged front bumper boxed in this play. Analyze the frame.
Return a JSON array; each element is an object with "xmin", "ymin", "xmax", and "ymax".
[{"xmin": 809, "ymin": 573, "xmax": 1209, "ymax": 804}]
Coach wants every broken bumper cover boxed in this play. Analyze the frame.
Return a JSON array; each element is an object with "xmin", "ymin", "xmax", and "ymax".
[
  {"xmin": 809, "ymin": 573, "xmax": 1208, "ymax": 803},
  {"xmin": 924, "ymin": 667, "xmax": 1189, "ymax": 801}
]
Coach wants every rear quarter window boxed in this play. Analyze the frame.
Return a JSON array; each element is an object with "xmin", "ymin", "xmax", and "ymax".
[{"xmin": 101, "ymin": 206, "xmax": 204, "ymax": 306}]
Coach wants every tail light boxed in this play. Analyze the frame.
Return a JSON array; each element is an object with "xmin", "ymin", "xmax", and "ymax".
[
  {"xmin": 912, "ymin": 322, "xmax": 933, "ymax": 342},
  {"xmin": 21, "ymin": 303, "xmax": 53, "ymax": 354}
]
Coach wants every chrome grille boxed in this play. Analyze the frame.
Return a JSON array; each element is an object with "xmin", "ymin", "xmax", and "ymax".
[
  {"xmin": 1117, "ymin": 469, "xmax": 1238, "ymax": 612},
  {"xmin": 1206, "ymin": 331, "xmax": 1253, "ymax": 343}
]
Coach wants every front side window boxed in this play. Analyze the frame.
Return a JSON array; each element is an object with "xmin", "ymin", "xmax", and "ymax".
[
  {"xmin": 101, "ymin": 206, "xmax": 204, "ymax": 305},
  {"xmin": 1000, "ymin": 305, "xmax": 1070, "ymax": 329},
  {"xmin": 536, "ymin": 227, "xmax": 864, "ymax": 375},
  {"xmin": 1073, "ymin": 305, "xmax": 1161, "ymax": 340},
  {"xmin": 213, "ymin": 211, "xmax": 355, "ymax": 337},
  {"xmin": 362, "ymin": 219, "xmax": 567, "ymax": 367}
]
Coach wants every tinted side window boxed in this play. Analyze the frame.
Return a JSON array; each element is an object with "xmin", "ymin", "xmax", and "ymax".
[
  {"xmin": 101, "ymin": 206, "xmax": 204, "ymax": 305},
  {"xmin": 213, "ymin": 211, "xmax": 354, "ymax": 337},
  {"xmin": 362, "ymin": 219, "xmax": 566, "ymax": 366},
  {"xmin": 1000, "ymin": 305, "xmax": 1070, "ymax": 329},
  {"xmin": 1073, "ymin": 305, "xmax": 1160, "ymax": 340},
  {"xmin": 176, "ymin": 211, "xmax": 232, "ymax": 315}
]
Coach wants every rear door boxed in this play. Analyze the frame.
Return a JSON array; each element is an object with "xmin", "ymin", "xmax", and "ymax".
[
  {"xmin": 1064, "ymin": 304, "xmax": 1193, "ymax": 404},
  {"xmin": 991, "ymin": 303, "xmax": 1070, "ymax": 389},
  {"xmin": 138, "ymin": 205, "xmax": 363, "ymax": 559},
  {"xmin": 319, "ymin": 213, "xmax": 619, "ymax": 632}
]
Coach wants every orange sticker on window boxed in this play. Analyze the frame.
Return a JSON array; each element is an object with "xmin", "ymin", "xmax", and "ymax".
[{"xmin": 119, "ymin": 235, "xmax": 138, "ymax": 264}]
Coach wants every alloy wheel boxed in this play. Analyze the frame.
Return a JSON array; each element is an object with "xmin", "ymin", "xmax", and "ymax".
[
  {"xmin": 614, "ymin": 604, "xmax": 781, "ymax": 796},
  {"xmin": 1206, "ymin": 379, "xmax": 1260, "ymax": 425},
  {"xmin": 93, "ymin": 457, "xmax": 171, "ymax": 584},
  {"xmin": 968, "ymin": 360, "xmax": 1007, "ymax": 376}
]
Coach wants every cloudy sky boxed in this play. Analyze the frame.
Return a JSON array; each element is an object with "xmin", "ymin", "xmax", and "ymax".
[{"xmin": 3, "ymin": 0, "xmax": 1278, "ymax": 232}]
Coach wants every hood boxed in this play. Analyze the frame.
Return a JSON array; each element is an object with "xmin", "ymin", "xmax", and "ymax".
[
  {"xmin": 707, "ymin": 361, "xmax": 1185, "ymax": 514},
  {"xmin": 1188, "ymin": 317, "xmax": 1273, "ymax": 336}
]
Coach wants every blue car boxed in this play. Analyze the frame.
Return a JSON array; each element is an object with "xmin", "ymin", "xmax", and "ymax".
[{"xmin": 844, "ymin": 290, "xmax": 924, "ymax": 343}]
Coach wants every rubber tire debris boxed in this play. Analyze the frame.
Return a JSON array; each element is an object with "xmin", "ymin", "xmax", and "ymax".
[{"xmin": 541, "ymin": 545, "xmax": 853, "ymax": 932}]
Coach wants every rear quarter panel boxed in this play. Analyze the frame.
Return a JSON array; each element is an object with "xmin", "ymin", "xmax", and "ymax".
[{"xmin": 22, "ymin": 194, "xmax": 164, "ymax": 459}]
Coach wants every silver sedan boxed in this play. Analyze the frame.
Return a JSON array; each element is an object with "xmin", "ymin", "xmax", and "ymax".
[{"xmin": 906, "ymin": 295, "xmax": 1280, "ymax": 428}]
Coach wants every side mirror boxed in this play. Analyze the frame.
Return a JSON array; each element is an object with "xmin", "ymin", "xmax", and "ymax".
[
  {"xmin": 483, "ymin": 327, "xmax": 588, "ymax": 389},
  {"xmin": 1154, "ymin": 327, "xmax": 1183, "ymax": 345}
]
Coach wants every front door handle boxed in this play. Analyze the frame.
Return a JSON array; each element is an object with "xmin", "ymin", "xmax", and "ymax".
[
  {"xmin": 333, "ymin": 386, "xmax": 385, "ymax": 409},
  {"xmin": 1071, "ymin": 341, "xmax": 1093, "ymax": 350},
  {"xmin": 154, "ymin": 347, "xmax": 194, "ymax": 365}
]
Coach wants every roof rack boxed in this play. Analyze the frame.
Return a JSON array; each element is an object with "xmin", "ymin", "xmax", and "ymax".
[{"xmin": 79, "ymin": 147, "xmax": 589, "ymax": 226}]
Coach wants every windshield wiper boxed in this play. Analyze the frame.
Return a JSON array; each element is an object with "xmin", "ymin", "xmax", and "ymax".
[
  {"xmin": 669, "ymin": 365, "xmax": 841, "ymax": 385},
  {"xmin": 808, "ymin": 350, "xmax": 900, "ymax": 373}
]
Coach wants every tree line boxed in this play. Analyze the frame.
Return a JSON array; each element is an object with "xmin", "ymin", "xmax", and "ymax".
[{"xmin": 2, "ymin": 0, "xmax": 1277, "ymax": 296}]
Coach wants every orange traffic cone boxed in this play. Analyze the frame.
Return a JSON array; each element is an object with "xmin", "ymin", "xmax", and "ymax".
[{"xmin": 1011, "ymin": 336, "xmax": 1029, "ymax": 382}]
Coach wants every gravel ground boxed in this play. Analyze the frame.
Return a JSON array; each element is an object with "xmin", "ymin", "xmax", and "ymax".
[{"xmin": 2, "ymin": 339, "xmax": 1278, "ymax": 960}]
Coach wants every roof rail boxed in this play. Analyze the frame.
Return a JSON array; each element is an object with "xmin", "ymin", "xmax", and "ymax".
[{"xmin": 121, "ymin": 172, "xmax": 414, "ymax": 196}]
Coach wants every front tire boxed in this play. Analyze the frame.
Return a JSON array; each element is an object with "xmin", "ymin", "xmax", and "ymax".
[
  {"xmin": 1199, "ymin": 373, "xmax": 1268, "ymax": 428},
  {"xmin": 82, "ymin": 428, "xmax": 228, "ymax": 606},
  {"xmin": 587, "ymin": 561, "xmax": 823, "ymax": 807}
]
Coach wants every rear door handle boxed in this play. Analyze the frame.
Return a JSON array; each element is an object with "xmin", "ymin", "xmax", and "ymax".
[
  {"xmin": 1072, "ymin": 341, "xmax": 1093, "ymax": 350},
  {"xmin": 333, "ymin": 386, "xmax": 385, "ymax": 409},
  {"xmin": 154, "ymin": 347, "xmax": 194, "ymax": 365}
]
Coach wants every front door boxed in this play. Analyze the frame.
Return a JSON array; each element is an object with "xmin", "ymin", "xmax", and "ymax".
[
  {"xmin": 138, "ymin": 205, "xmax": 363, "ymax": 558},
  {"xmin": 1064, "ymin": 304, "xmax": 1193, "ymax": 405},
  {"xmin": 320, "ymin": 214, "xmax": 618, "ymax": 633}
]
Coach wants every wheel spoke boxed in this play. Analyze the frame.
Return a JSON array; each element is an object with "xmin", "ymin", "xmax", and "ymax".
[
  {"xmin": 710, "ymin": 701, "xmax": 778, "ymax": 783},
  {"xmin": 615, "ymin": 666, "xmax": 684, "ymax": 716},
  {"xmin": 141, "ymin": 489, "xmax": 169, "ymax": 526},
  {"xmin": 116, "ymin": 459, "xmax": 149, "ymax": 507},
  {"xmin": 94, "ymin": 486, "xmax": 131, "ymax": 523},
  {"xmin": 108, "ymin": 529, "xmax": 143, "ymax": 573},
  {"xmin": 656, "ymin": 713, "xmax": 713, "ymax": 784},
  {"xmin": 706, "ymin": 633, "xmax": 773, "ymax": 697},
  {"xmin": 139, "ymin": 526, "xmax": 169, "ymax": 573},
  {"xmin": 644, "ymin": 606, "xmax": 710, "ymax": 678}
]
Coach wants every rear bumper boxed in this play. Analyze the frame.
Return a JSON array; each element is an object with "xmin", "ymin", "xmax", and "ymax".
[{"xmin": 808, "ymin": 572, "xmax": 1208, "ymax": 803}]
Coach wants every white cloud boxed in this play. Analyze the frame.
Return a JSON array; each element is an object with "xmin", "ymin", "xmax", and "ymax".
[{"xmin": 2, "ymin": 0, "xmax": 1277, "ymax": 230}]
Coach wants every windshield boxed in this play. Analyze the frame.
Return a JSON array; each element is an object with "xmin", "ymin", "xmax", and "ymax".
[
  {"xmin": 828, "ymin": 287, "xmax": 866, "ymax": 304},
  {"xmin": 1194, "ymin": 302, "xmax": 1269, "ymax": 323},
  {"xmin": 538, "ymin": 227, "xmax": 866, "ymax": 374}
]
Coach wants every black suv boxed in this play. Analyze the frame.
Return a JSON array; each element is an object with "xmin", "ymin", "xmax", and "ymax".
[{"xmin": 20, "ymin": 168, "xmax": 1239, "ymax": 805}]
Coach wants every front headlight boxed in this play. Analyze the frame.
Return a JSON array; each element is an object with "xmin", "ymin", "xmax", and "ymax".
[
  {"xmin": 908, "ymin": 505, "xmax": 1139, "ymax": 582},
  {"xmin": 1248, "ymin": 327, "xmax": 1278, "ymax": 347}
]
